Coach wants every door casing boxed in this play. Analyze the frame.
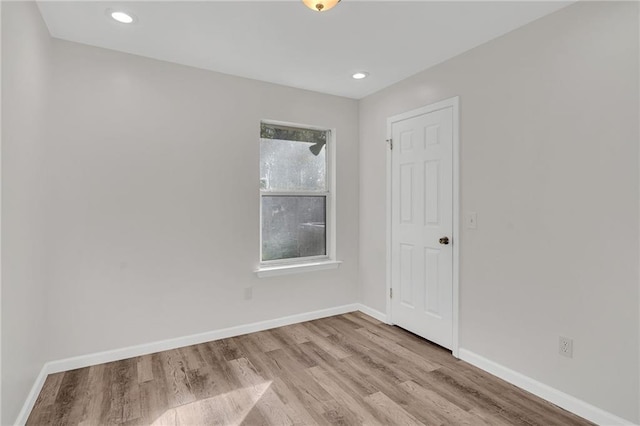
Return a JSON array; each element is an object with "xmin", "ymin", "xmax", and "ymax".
[{"xmin": 386, "ymin": 96, "xmax": 460, "ymax": 358}]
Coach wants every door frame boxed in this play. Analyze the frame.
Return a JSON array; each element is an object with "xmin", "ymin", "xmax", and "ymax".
[{"xmin": 386, "ymin": 96, "xmax": 460, "ymax": 358}]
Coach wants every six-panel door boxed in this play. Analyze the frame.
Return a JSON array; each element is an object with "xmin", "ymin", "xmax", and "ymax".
[{"xmin": 391, "ymin": 106, "xmax": 454, "ymax": 349}]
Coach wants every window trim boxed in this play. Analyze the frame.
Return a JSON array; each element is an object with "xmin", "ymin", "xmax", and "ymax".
[
  {"xmin": 257, "ymin": 120, "xmax": 337, "ymax": 274},
  {"xmin": 256, "ymin": 260, "xmax": 342, "ymax": 278}
]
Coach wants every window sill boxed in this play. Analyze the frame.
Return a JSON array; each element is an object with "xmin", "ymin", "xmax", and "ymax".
[{"xmin": 255, "ymin": 260, "xmax": 342, "ymax": 278}]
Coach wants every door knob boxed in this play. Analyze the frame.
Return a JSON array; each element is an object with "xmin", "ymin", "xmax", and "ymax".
[{"xmin": 439, "ymin": 236, "xmax": 450, "ymax": 245}]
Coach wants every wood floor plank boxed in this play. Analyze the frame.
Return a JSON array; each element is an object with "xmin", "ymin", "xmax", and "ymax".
[
  {"xmin": 355, "ymin": 327, "xmax": 440, "ymax": 372},
  {"xmin": 34, "ymin": 373, "xmax": 65, "ymax": 407},
  {"xmin": 51, "ymin": 368, "xmax": 91, "ymax": 425},
  {"xmin": 435, "ymin": 364, "xmax": 588, "ymax": 426},
  {"xmin": 263, "ymin": 347, "xmax": 313, "ymax": 374},
  {"xmin": 184, "ymin": 365, "xmax": 220, "ymax": 401},
  {"xmin": 435, "ymin": 366, "xmax": 539, "ymax": 425},
  {"xmin": 216, "ymin": 337, "xmax": 244, "ymax": 361},
  {"xmin": 450, "ymin": 361, "xmax": 589, "ymax": 426},
  {"xmin": 297, "ymin": 341, "xmax": 380, "ymax": 397},
  {"xmin": 307, "ymin": 365, "xmax": 384, "ymax": 425},
  {"xmin": 136, "ymin": 356, "xmax": 154, "ymax": 384},
  {"xmin": 324, "ymin": 329, "xmax": 375, "ymax": 358},
  {"xmin": 318, "ymin": 322, "xmax": 430, "ymax": 383},
  {"xmin": 178, "ymin": 345, "xmax": 206, "ymax": 371},
  {"xmin": 369, "ymin": 324, "xmax": 461, "ymax": 368},
  {"xmin": 25, "ymin": 404, "xmax": 54, "ymax": 426},
  {"xmin": 138, "ymin": 353, "xmax": 170, "ymax": 424},
  {"xmin": 336, "ymin": 359, "xmax": 454, "ymax": 426},
  {"xmin": 138, "ymin": 380, "xmax": 165, "ymax": 425},
  {"xmin": 269, "ymin": 375, "xmax": 330, "ymax": 425},
  {"xmin": 340, "ymin": 346, "xmax": 412, "ymax": 386},
  {"xmin": 105, "ymin": 358, "xmax": 142, "ymax": 424},
  {"xmin": 321, "ymin": 399, "xmax": 363, "ymax": 426},
  {"xmin": 77, "ymin": 363, "xmax": 108, "ymax": 426},
  {"xmin": 275, "ymin": 337, "xmax": 319, "ymax": 369},
  {"xmin": 196, "ymin": 341, "xmax": 243, "ymax": 393},
  {"xmin": 348, "ymin": 311, "xmax": 383, "ymax": 326},
  {"xmin": 243, "ymin": 343, "xmax": 333, "ymax": 424},
  {"xmin": 27, "ymin": 313, "xmax": 594, "ymax": 426},
  {"xmin": 272, "ymin": 367, "xmax": 333, "ymax": 417},
  {"xmin": 122, "ymin": 364, "xmax": 142, "ymax": 423},
  {"xmin": 340, "ymin": 312, "xmax": 381, "ymax": 329},
  {"xmin": 278, "ymin": 323, "xmax": 312, "ymax": 345},
  {"xmin": 363, "ymin": 391, "xmax": 426, "ymax": 426},
  {"xmin": 249, "ymin": 329, "xmax": 284, "ymax": 353},
  {"xmin": 301, "ymin": 319, "xmax": 332, "ymax": 337},
  {"xmin": 399, "ymin": 379, "xmax": 493, "ymax": 426},
  {"xmin": 232, "ymin": 334, "xmax": 282, "ymax": 380},
  {"xmin": 328, "ymin": 323, "xmax": 442, "ymax": 386},
  {"xmin": 157, "ymin": 350, "xmax": 196, "ymax": 409},
  {"xmin": 299, "ymin": 323, "xmax": 351, "ymax": 360},
  {"xmin": 425, "ymin": 367, "xmax": 537, "ymax": 425},
  {"xmin": 227, "ymin": 357, "xmax": 294, "ymax": 425}
]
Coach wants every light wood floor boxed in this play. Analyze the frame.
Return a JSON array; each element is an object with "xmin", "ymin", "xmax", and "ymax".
[{"xmin": 27, "ymin": 312, "xmax": 592, "ymax": 425}]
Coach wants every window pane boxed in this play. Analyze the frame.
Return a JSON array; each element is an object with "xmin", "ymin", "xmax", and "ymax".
[
  {"xmin": 262, "ymin": 196, "xmax": 326, "ymax": 261},
  {"xmin": 260, "ymin": 123, "xmax": 326, "ymax": 144},
  {"xmin": 260, "ymin": 128, "xmax": 327, "ymax": 192}
]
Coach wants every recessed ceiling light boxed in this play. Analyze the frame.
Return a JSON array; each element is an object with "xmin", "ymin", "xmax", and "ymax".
[
  {"xmin": 111, "ymin": 11, "xmax": 134, "ymax": 24},
  {"xmin": 352, "ymin": 72, "xmax": 369, "ymax": 80}
]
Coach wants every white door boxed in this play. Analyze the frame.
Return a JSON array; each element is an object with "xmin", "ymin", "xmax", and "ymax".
[{"xmin": 390, "ymin": 103, "xmax": 455, "ymax": 350}]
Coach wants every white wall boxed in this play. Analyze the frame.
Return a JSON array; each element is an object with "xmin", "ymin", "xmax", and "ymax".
[
  {"xmin": 42, "ymin": 38, "xmax": 360, "ymax": 361},
  {"xmin": 1, "ymin": 2, "xmax": 52, "ymax": 424},
  {"xmin": 4, "ymin": 1, "xmax": 639, "ymax": 424},
  {"xmin": 359, "ymin": 1, "xmax": 639, "ymax": 423}
]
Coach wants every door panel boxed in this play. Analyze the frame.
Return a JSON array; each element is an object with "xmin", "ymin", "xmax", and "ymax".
[
  {"xmin": 400, "ymin": 244, "xmax": 414, "ymax": 308},
  {"xmin": 391, "ymin": 106, "xmax": 454, "ymax": 349},
  {"xmin": 399, "ymin": 164, "xmax": 414, "ymax": 223},
  {"xmin": 424, "ymin": 247, "xmax": 441, "ymax": 316}
]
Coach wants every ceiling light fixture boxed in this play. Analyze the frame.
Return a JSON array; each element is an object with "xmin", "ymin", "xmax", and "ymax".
[
  {"xmin": 352, "ymin": 72, "xmax": 369, "ymax": 80},
  {"xmin": 302, "ymin": 0, "xmax": 341, "ymax": 12},
  {"xmin": 111, "ymin": 11, "xmax": 134, "ymax": 24}
]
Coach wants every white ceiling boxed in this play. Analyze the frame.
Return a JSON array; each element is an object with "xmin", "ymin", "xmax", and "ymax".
[{"xmin": 37, "ymin": 1, "xmax": 572, "ymax": 99}]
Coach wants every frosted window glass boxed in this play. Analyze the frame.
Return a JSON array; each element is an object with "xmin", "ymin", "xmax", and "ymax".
[
  {"xmin": 260, "ymin": 139, "xmax": 326, "ymax": 192},
  {"xmin": 262, "ymin": 196, "xmax": 326, "ymax": 261}
]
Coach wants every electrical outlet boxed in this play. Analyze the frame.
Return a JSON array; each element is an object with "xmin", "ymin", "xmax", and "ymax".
[
  {"xmin": 244, "ymin": 287, "xmax": 253, "ymax": 301},
  {"xmin": 559, "ymin": 336, "xmax": 573, "ymax": 358}
]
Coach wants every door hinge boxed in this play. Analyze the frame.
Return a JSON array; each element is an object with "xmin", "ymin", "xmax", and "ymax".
[
  {"xmin": 386, "ymin": 138, "xmax": 393, "ymax": 150},
  {"xmin": 390, "ymin": 288, "xmax": 393, "ymax": 299}
]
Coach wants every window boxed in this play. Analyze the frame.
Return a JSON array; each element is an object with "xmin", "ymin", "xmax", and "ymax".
[{"xmin": 259, "ymin": 121, "xmax": 333, "ymax": 267}]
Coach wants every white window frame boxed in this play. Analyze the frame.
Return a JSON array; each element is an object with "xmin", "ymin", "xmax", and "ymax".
[{"xmin": 256, "ymin": 120, "xmax": 340, "ymax": 277}]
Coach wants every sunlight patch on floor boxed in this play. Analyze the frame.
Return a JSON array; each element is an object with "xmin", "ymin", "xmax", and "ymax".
[{"xmin": 151, "ymin": 381, "xmax": 273, "ymax": 425}]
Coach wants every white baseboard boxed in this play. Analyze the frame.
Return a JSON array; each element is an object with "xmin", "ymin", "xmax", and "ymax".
[
  {"xmin": 355, "ymin": 303, "xmax": 389, "ymax": 323},
  {"xmin": 15, "ymin": 303, "xmax": 360, "ymax": 425},
  {"xmin": 14, "ymin": 366, "xmax": 49, "ymax": 426},
  {"xmin": 458, "ymin": 349, "xmax": 637, "ymax": 426},
  {"xmin": 47, "ymin": 303, "xmax": 360, "ymax": 374}
]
